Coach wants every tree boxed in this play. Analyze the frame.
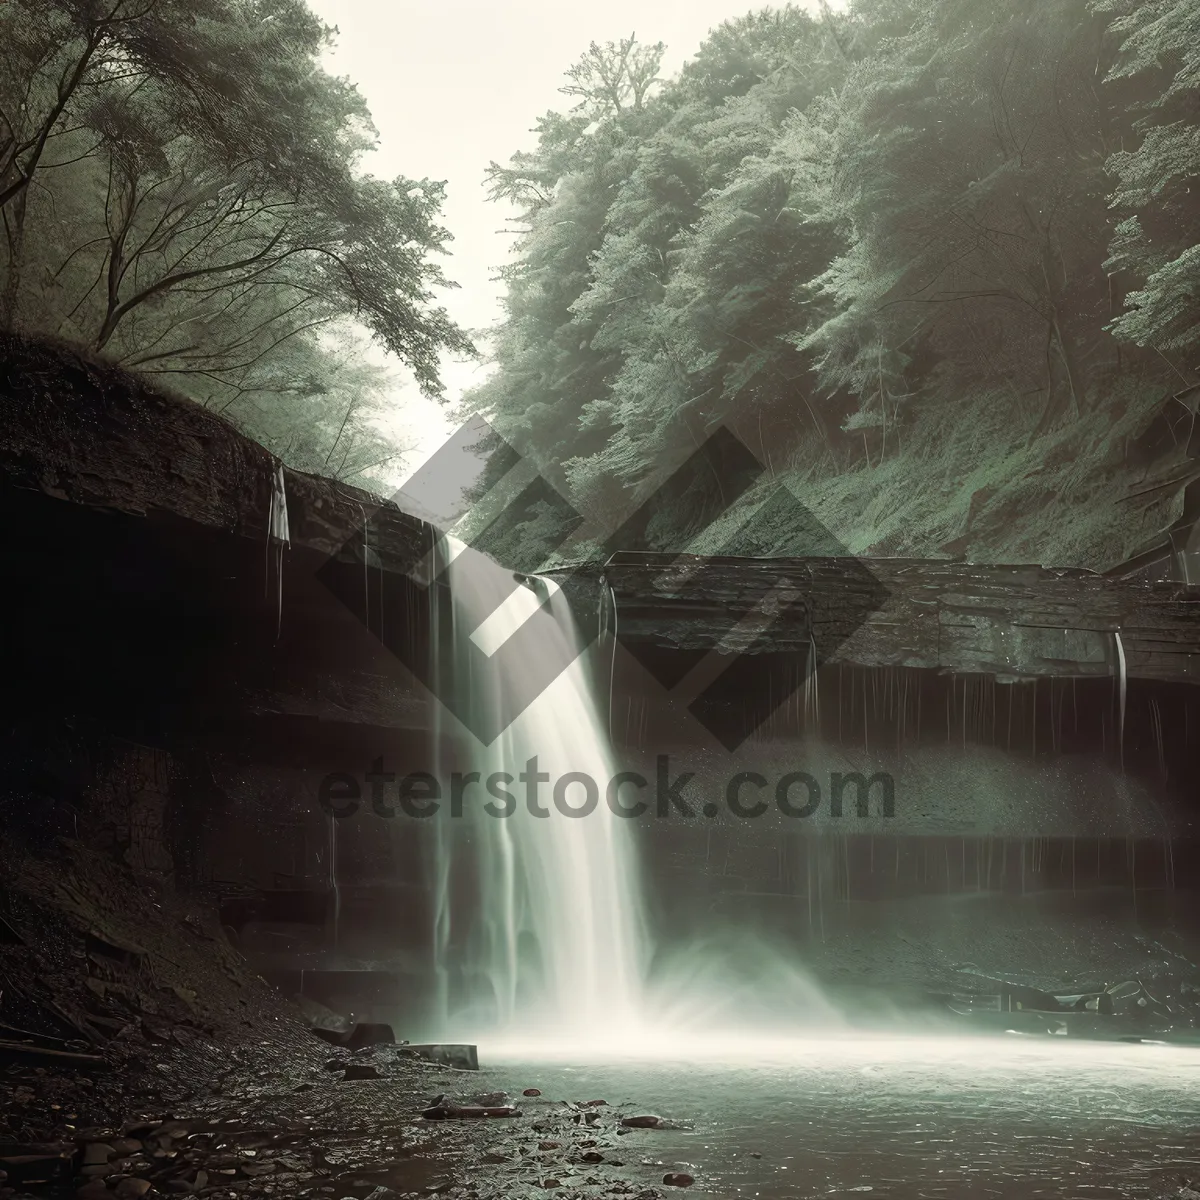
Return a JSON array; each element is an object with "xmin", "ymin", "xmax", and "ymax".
[
  {"xmin": 678, "ymin": 4, "xmax": 841, "ymax": 107},
  {"xmin": 471, "ymin": 0, "xmax": 1194, "ymax": 556},
  {"xmin": 3, "ymin": 1, "xmax": 471, "ymax": 396},
  {"xmin": 225, "ymin": 323, "xmax": 417, "ymax": 485},
  {"xmin": 798, "ymin": 0, "xmax": 1120, "ymax": 433},
  {"xmin": 1, "ymin": 0, "xmax": 472, "ymax": 485},
  {"xmin": 557, "ymin": 8, "xmax": 844, "ymax": 504},
  {"xmin": 560, "ymin": 35, "xmax": 666, "ymax": 119},
  {"xmin": 1100, "ymin": 0, "xmax": 1200, "ymax": 360},
  {"xmin": 473, "ymin": 16, "xmax": 849, "ymax": 506},
  {"xmin": 469, "ymin": 42, "xmax": 675, "ymax": 491},
  {"xmin": 1, "ymin": 0, "xmax": 343, "ymax": 214}
]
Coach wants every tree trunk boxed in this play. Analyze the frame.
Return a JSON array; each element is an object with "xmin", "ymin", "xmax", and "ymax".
[
  {"xmin": 0, "ymin": 190, "xmax": 28, "ymax": 329},
  {"xmin": 1052, "ymin": 313, "xmax": 1084, "ymax": 417}
]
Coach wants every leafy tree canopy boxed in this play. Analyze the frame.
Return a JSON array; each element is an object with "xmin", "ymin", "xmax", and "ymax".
[
  {"xmin": 467, "ymin": 0, "xmax": 1198, "ymax": 551},
  {"xmin": 1, "ymin": 0, "xmax": 472, "ymax": 483}
]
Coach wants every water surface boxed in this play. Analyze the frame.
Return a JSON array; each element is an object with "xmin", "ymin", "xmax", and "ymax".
[{"xmin": 476, "ymin": 1035, "xmax": 1200, "ymax": 1198}]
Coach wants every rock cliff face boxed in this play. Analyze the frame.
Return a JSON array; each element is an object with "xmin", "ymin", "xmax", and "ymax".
[
  {"xmin": 3, "ymin": 335, "xmax": 1198, "ymax": 1029},
  {"xmin": 0, "ymin": 336, "xmax": 441, "ymax": 1024},
  {"xmin": 601, "ymin": 553, "xmax": 1200, "ymax": 685}
]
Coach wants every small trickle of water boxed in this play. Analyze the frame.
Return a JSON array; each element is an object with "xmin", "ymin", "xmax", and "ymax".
[
  {"xmin": 1113, "ymin": 630, "xmax": 1127, "ymax": 770},
  {"xmin": 804, "ymin": 631, "xmax": 821, "ymax": 731},
  {"xmin": 328, "ymin": 814, "xmax": 341, "ymax": 953}
]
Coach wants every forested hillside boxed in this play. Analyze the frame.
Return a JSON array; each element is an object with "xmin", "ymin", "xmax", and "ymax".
[
  {"xmin": 4, "ymin": 0, "xmax": 1196, "ymax": 566},
  {"xmin": 0, "ymin": 0, "xmax": 471, "ymax": 483},
  {"xmin": 466, "ymin": 0, "xmax": 1200, "ymax": 569}
]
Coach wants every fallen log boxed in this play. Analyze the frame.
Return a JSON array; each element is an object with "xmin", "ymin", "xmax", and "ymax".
[{"xmin": 0, "ymin": 1038, "xmax": 109, "ymax": 1068}]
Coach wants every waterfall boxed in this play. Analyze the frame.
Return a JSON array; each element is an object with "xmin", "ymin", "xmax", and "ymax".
[
  {"xmin": 428, "ymin": 535, "xmax": 647, "ymax": 1038},
  {"xmin": 412, "ymin": 540, "xmax": 1185, "ymax": 1058}
]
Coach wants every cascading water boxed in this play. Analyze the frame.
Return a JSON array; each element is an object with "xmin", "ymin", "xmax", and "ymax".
[
  {"xmin": 421, "ymin": 535, "xmax": 842, "ymax": 1055},
  {"xmin": 418, "ymin": 540, "xmax": 1186, "ymax": 1063},
  {"xmin": 427, "ymin": 535, "xmax": 647, "ymax": 1039}
]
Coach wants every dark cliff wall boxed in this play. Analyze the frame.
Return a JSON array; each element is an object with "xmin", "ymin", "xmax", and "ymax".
[
  {"xmin": 0, "ymin": 337, "xmax": 442, "ymax": 1025},
  {"xmin": 3, "ymin": 336, "xmax": 1198, "ymax": 1016}
]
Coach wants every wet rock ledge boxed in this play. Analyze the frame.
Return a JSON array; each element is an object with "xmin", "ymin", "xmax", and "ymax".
[{"xmin": 603, "ymin": 551, "xmax": 1200, "ymax": 686}]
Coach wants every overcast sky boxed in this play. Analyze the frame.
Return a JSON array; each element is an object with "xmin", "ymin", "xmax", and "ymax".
[{"xmin": 305, "ymin": 0, "xmax": 810, "ymax": 474}]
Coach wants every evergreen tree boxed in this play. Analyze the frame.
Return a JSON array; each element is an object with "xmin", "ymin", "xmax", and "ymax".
[{"xmin": 1100, "ymin": 0, "xmax": 1200, "ymax": 360}]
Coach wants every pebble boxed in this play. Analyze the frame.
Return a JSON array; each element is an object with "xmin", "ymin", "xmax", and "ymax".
[
  {"xmin": 114, "ymin": 1181, "xmax": 153, "ymax": 1199},
  {"xmin": 522, "ymin": 1088, "xmax": 542, "ymax": 1097},
  {"xmin": 662, "ymin": 1173, "xmax": 694, "ymax": 1188}
]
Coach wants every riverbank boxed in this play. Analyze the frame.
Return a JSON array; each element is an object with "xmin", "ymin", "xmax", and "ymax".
[
  {"xmin": 0, "ymin": 827, "xmax": 679, "ymax": 1200},
  {"xmin": 0, "ymin": 730, "xmax": 687, "ymax": 1200},
  {"xmin": 7, "ymin": 806, "xmax": 1200, "ymax": 1199}
]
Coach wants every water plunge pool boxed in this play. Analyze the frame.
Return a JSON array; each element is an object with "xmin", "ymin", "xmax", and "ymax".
[{"xmin": 469, "ymin": 1035, "xmax": 1200, "ymax": 1198}]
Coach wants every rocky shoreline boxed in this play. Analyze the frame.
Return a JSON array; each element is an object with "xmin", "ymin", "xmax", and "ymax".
[
  {"xmin": 1, "ymin": 1028, "xmax": 698, "ymax": 1200},
  {"xmin": 0, "ymin": 836, "xmax": 693, "ymax": 1200}
]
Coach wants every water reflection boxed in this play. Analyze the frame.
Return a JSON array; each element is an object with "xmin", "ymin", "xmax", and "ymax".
[{"xmin": 480, "ymin": 1035, "xmax": 1200, "ymax": 1198}]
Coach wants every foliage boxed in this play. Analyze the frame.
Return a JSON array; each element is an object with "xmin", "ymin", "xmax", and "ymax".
[
  {"xmin": 0, "ymin": 0, "xmax": 471, "ymax": 481},
  {"xmin": 468, "ymin": 0, "xmax": 1199, "ymax": 559},
  {"xmin": 1098, "ymin": 0, "xmax": 1200, "ymax": 356},
  {"xmin": 560, "ymin": 35, "xmax": 666, "ymax": 119},
  {"xmin": 799, "ymin": 0, "xmax": 1121, "ymax": 433},
  {"xmin": 468, "ymin": 11, "xmax": 847, "ymax": 531}
]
